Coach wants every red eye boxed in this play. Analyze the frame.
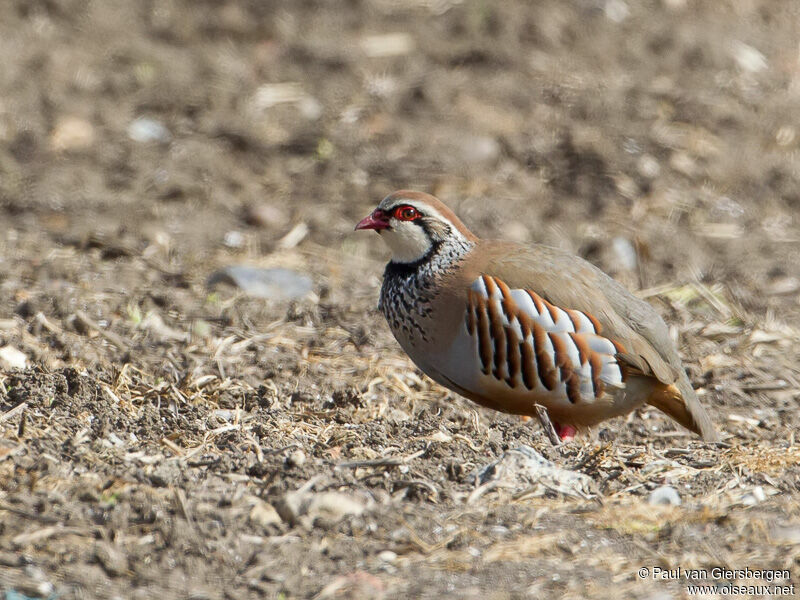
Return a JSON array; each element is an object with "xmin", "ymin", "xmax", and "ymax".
[{"xmin": 393, "ymin": 205, "xmax": 419, "ymax": 221}]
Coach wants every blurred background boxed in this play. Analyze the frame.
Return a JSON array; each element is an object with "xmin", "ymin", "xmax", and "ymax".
[
  {"xmin": 1, "ymin": 1, "xmax": 799, "ymax": 599},
  {"xmin": 2, "ymin": 0, "xmax": 799, "ymax": 295}
]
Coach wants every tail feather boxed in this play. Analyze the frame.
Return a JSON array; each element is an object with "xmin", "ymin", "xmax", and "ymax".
[{"xmin": 646, "ymin": 378, "xmax": 719, "ymax": 442}]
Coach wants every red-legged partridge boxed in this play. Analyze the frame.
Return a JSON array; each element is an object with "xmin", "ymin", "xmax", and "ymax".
[{"xmin": 356, "ymin": 190, "xmax": 718, "ymax": 442}]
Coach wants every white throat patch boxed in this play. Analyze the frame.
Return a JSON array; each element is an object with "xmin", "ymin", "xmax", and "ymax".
[{"xmin": 379, "ymin": 222, "xmax": 432, "ymax": 263}]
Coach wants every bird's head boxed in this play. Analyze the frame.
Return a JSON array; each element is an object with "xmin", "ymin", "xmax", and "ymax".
[{"xmin": 355, "ymin": 190, "xmax": 476, "ymax": 264}]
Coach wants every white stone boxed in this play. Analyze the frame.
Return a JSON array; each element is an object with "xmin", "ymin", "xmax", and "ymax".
[
  {"xmin": 612, "ymin": 237, "xmax": 638, "ymax": 271},
  {"xmin": 127, "ymin": 118, "xmax": 171, "ymax": 143},
  {"xmin": 731, "ymin": 41, "xmax": 767, "ymax": 73},
  {"xmin": 0, "ymin": 346, "xmax": 28, "ymax": 370},
  {"xmin": 648, "ymin": 485, "xmax": 681, "ymax": 506},
  {"xmin": 50, "ymin": 116, "xmax": 95, "ymax": 151}
]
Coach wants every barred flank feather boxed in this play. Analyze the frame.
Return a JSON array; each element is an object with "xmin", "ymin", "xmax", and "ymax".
[{"xmin": 466, "ymin": 275, "xmax": 626, "ymax": 403}]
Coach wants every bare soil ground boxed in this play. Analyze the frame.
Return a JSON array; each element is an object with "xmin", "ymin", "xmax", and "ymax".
[{"xmin": 1, "ymin": 1, "xmax": 799, "ymax": 598}]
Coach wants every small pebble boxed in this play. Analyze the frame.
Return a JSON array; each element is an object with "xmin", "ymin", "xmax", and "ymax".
[
  {"xmin": 277, "ymin": 222, "xmax": 309, "ymax": 249},
  {"xmin": 212, "ymin": 409, "xmax": 234, "ymax": 422},
  {"xmin": 360, "ymin": 32, "xmax": 414, "ymax": 58},
  {"xmin": 377, "ymin": 551, "xmax": 397, "ymax": 563},
  {"xmin": 614, "ymin": 174, "xmax": 639, "ymax": 200},
  {"xmin": 299, "ymin": 97, "xmax": 323, "ymax": 120},
  {"xmin": 139, "ymin": 312, "xmax": 188, "ymax": 342},
  {"xmin": 731, "ymin": 41, "xmax": 767, "ymax": 73},
  {"xmin": 776, "ymin": 126, "xmax": 796, "ymax": 147},
  {"xmin": 243, "ymin": 203, "xmax": 288, "ymax": 229},
  {"xmin": 742, "ymin": 485, "xmax": 766, "ymax": 506},
  {"xmin": 648, "ymin": 485, "xmax": 681, "ymax": 506},
  {"xmin": 605, "ymin": 0, "xmax": 629, "ymax": 23},
  {"xmin": 637, "ymin": 154, "xmax": 661, "ymax": 179},
  {"xmin": 223, "ymin": 230, "xmax": 245, "ymax": 249},
  {"xmin": 714, "ymin": 196, "xmax": 744, "ymax": 218},
  {"xmin": 249, "ymin": 501, "xmax": 281, "ymax": 528},
  {"xmin": 0, "ymin": 346, "xmax": 28, "ymax": 370},
  {"xmin": 50, "ymin": 116, "xmax": 95, "ymax": 151},
  {"xmin": 277, "ymin": 490, "xmax": 366, "ymax": 527},
  {"xmin": 127, "ymin": 117, "xmax": 171, "ymax": 143},
  {"xmin": 612, "ymin": 237, "xmax": 638, "ymax": 271},
  {"xmin": 669, "ymin": 151, "xmax": 698, "ymax": 177},
  {"xmin": 460, "ymin": 135, "xmax": 500, "ymax": 165},
  {"xmin": 252, "ymin": 82, "xmax": 305, "ymax": 111},
  {"xmin": 287, "ymin": 449, "xmax": 306, "ymax": 468},
  {"xmin": 504, "ymin": 222, "xmax": 530, "ymax": 244},
  {"xmin": 766, "ymin": 276, "xmax": 800, "ymax": 295}
]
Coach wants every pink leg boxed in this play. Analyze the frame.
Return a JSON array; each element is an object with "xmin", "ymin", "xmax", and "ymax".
[{"xmin": 554, "ymin": 423, "xmax": 577, "ymax": 442}]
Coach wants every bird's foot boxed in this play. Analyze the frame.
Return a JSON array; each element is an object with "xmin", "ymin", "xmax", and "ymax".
[{"xmin": 554, "ymin": 423, "xmax": 576, "ymax": 442}]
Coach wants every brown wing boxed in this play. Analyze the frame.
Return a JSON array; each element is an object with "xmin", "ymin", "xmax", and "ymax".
[{"xmin": 474, "ymin": 241, "xmax": 677, "ymax": 380}]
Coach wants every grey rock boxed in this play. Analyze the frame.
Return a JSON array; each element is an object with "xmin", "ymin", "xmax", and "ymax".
[
  {"xmin": 648, "ymin": 485, "xmax": 681, "ymax": 506},
  {"xmin": 471, "ymin": 445, "xmax": 596, "ymax": 500},
  {"xmin": 207, "ymin": 266, "xmax": 312, "ymax": 300},
  {"xmin": 275, "ymin": 483, "xmax": 367, "ymax": 529},
  {"xmin": 248, "ymin": 500, "xmax": 282, "ymax": 528}
]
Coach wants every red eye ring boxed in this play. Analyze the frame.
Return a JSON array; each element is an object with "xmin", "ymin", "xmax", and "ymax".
[{"xmin": 393, "ymin": 205, "xmax": 420, "ymax": 221}]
